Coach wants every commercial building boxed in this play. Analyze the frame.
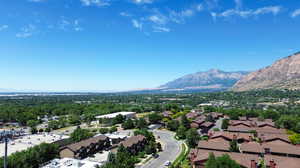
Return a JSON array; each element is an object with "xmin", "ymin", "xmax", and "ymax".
[
  {"xmin": 95, "ymin": 112, "xmax": 136, "ymax": 120},
  {"xmin": 42, "ymin": 158, "xmax": 102, "ymax": 168}
]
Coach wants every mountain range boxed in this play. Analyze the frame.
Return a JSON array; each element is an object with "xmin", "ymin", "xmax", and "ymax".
[
  {"xmin": 159, "ymin": 69, "xmax": 249, "ymax": 92},
  {"xmin": 232, "ymin": 51, "xmax": 300, "ymax": 91}
]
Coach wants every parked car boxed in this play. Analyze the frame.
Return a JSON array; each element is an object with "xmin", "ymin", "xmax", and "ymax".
[
  {"xmin": 164, "ymin": 161, "xmax": 171, "ymax": 166},
  {"xmin": 152, "ymin": 153, "xmax": 159, "ymax": 158}
]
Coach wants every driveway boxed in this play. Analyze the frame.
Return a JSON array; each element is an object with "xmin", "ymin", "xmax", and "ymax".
[
  {"xmin": 138, "ymin": 130, "xmax": 182, "ymax": 168},
  {"xmin": 212, "ymin": 118, "xmax": 224, "ymax": 131}
]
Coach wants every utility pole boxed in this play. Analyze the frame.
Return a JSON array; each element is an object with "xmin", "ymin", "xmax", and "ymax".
[{"xmin": 2, "ymin": 131, "xmax": 10, "ymax": 168}]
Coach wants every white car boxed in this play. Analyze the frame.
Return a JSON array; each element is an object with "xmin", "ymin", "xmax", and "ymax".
[{"xmin": 164, "ymin": 161, "xmax": 171, "ymax": 166}]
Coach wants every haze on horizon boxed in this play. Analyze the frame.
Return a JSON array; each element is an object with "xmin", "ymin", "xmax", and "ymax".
[{"xmin": 1, "ymin": 0, "xmax": 300, "ymax": 91}]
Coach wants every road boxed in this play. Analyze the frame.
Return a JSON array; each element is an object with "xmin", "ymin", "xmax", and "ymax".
[{"xmin": 138, "ymin": 130, "xmax": 182, "ymax": 168}]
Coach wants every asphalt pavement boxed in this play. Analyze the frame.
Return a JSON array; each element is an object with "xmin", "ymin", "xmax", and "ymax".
[{"xmin": 138, "ymin": 130, "xmax": 182, "ymax": 168}]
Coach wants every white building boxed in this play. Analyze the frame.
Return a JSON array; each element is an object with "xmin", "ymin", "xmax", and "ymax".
[
  {"xmin": 95, "ymin": 112, "xmax": 136, "ymax": 120},
  {"xmin": 42, "ymin": 158, "xmax": 102, "ymax": 168},
  {"xmin": 0, "ymin": 133, "xmax": 69, "ymax": 157}
]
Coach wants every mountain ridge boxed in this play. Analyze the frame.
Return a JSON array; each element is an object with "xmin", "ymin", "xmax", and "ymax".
[
  {"xmin": 159, "ymin": 69, "xmax": 249, "ymax": 91},
  {"xmin": 232, "ymin": 51, "xmax": 300, "ymax": 91}
]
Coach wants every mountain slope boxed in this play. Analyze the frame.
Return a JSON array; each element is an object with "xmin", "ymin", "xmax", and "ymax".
[
  {"xmin": 160, "ymin": 69, "xmax": 249, "ymax": 91},
  {"xmin": 232, "ymin": 52, "xmax": 300, "ymax": 91}
]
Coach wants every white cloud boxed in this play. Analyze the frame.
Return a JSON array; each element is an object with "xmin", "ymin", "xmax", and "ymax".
[
  {"xmin": 120, "ymin": 12, "xmax": 132, "ymax": 17},
  {"xmin": 80, "ymin": 0, "xmax": 110, "ymax": 7},
  {"xmin": 16, "ymin": 24, "xmax": 37, "ymax": 38},
  {"xmin": 253, "ymin": 6, "xmax": 281, "ymax": 15},
  {"xmin": 132, "ymin": 19, "xmax": 142, "ymax": 29},
  {"xmin": 291, "ymin": 9, "xmax": 300, "ymax": 18},
  {"xmin": 148, "ymin": 14, "xmax": 168, "ymax": 25},
  {"xmin": 215, "ymin": 6, "xmax": 282, "ymax": 19},
  {"xmin": 132, "ymin": 0, "xmax": 153, "ymax": 4},
  {"xmin": 74, "ymin": 20, "xmax": 83, "ymax": 31},
  {"xmin": 59, "ymin": 17, "xmax": 83, "ymax": 31},
  {"xmin": 152, "ymin": 26, "xmax": 170, "ymax": 33},
  {"xmin": 0, "ymin": 25, "xmax": 8, "ymax": 31}
]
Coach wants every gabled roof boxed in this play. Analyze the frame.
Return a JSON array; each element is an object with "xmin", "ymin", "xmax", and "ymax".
[
  {"xmin": 190, "ymin": 123, "xmax": 199, "ymax": 129},
  {"xmin": 186, "ymin": 112, "xmax": 199, "ymax": 119},
  {"xmin": 193, "ymin": 119, "xmax": 205, "ymax": 125},
  {"xmin": 200, "ymin": 122, "xmax": 214, "ymax": 128},
  {"xmin": 210, "ymin": 132, "xmax": 253, "ymax": 142},
  {"xmin": 259, "ymin": 133, "xmax": 290, "ymax": 143},
  {"xmin": 189, "ymin": 149, "xmax": 300, "ymax": 168},
  {"xmin": 197, "ymin": 138, "xmax": 230, "ymax": 152},
  {"xmin": 64, "ymin": 135, "xmax": 108, "ymax": 152},
  {"xmin": 120, "ymin": 135, "xmax": 145, "ymax": 148},
  {"xmin": 240, "ymin": 140, "xmax": 300, "ymax": 156}
]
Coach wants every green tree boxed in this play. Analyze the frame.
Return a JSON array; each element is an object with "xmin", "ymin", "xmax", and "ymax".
[
  {"xmin": 70, "ymin": 127, "xmax": 93, "ymax": 142},
  {"xmin": 289, "ymin": 133, "xmax": 300, "ymax": 145},
  {"xmin": 229, "ymin": 140, "xmax": 239, "ymax": 152},
  {"xmin": 134, "ymin": 129, "xmax": 155, "ymax": 142},
  {"xmin": 99, "ymin": 128, "xmax": 109, "ymax": 134},
  {"xmin": 26, "ymin": 120, "xmax": 39, "ymax": 128},
  {"xmin": 148, "ymin": 113, "xmax": 163, "ymax": 124},
  {"xmin": 221, "ymin": 119, "xmax": 229, "ymax": 129},
  {"xmin": 176, "ymin": 125, "xmax": 187, "ymax": 139},
  {"xmin": 167, "ymin": 120, "xmax": 179, "ymax": 131},
  {"xmin": 181, "ymin": 115, "xmax": 190, "ymax": 129},
  {"xmin": 109, "ymin": 126, "xmax": 118, "ymax": 133},
  {"xmin": 205, "ymin": 153, "xmax": 240, "ymax": 168},
  {"xmin": 122, "ymin": 119, "xmax": 135, "ymax": 130},
  {"xmin": 205, "ymin": 153, "xmax": 217, "ymax": 168},
  {"xmin": 113, "ymin": 114, "xmax": 125, "ymax": 125},
  {"xmin": 186, "ymin": 128, "xmax": 200, "ymax": 148},
  {"xmin": 136, "ymin": 118, "xmax": 148, "ymax": 129}
]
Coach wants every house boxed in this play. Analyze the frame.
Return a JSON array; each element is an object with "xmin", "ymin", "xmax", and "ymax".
[
  {"xmin": 119, "ymin": 135, "xmax": 146, "ymax": 155},
  {"xmin": 240, "ymin": 140, "xmax": 300, "ymax": 158},
  {"xmin": 210, "ymin": 132, "xmax": 253, "ymax": 143},
  {"xmin": 197, "ymin": 138, "xmax": 230, "ymax": 152},
  {"xmin": 186, "ymin": 112, "xmax": 200, "ymax": 119},
  {"xmin": 210, "ymin": 112, "xmax": 223, "ymax": 119},
  {"xmin": 59, "ymin": 135, "xmax": 110, "ymax": 159},
  {"xmin": 162, "ymin": 111, "xmax": 172, "ymax": 118},
  {"xmin": 258, "ymin": 133, "xmax": 291, "ymax": 144},
  {"xmin": 198, "ymin": 122, "xmax": 215, "ymax": 134},
  {"xmin": 189, "ymin": 149, "xmax": 300, "ymax": 168}
]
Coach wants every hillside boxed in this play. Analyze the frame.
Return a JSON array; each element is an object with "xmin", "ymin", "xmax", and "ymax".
[
  {"xmin": 232, "ymin": 52, "xmax": 300, "ymax": 91},
  {"xmin": 160, "ymin": 69, "xmax": 248, "ymax": 92}
]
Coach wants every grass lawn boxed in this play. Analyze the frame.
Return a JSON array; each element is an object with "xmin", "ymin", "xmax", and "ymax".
[
  {"xmin": 171, "ymin": 143, "xmax": 190, "ymax": 167},
  {"xmin": 136, "ymin": 112, "xmax": 152, "ymax": 118}
]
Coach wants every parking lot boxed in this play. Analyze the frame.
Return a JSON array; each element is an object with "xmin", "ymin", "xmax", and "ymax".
[{"xmin": 0, "ymin": 133, "xmax": 69, "ymax": 157}]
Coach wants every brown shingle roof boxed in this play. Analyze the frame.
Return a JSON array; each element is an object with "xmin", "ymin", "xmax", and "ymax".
[
  {"xmin": 65, "ymin": 135, "xmax": 108, "ymax": 152},
  {"xmin": 190, "ymin": 149, "xmax": 300, "ymax": 168},
  {"xmin": 240, "ymin": 140, "xmax": 300, "ymax": 156},
  {"xmin": 200, "ymin": 122, "xmax": 214, "ymax": 128},
  {"xmin": 197, "ymin": 138, "xmax": 230, "ymax": 151},
  {"xmin": 210, "ymin": 132, "xmax": 253, "ymax": 142},
  {"xmin": 186, "ymin": 112, "xmax": 199, "ymax": 119},
  {"xmin": 259, "ymin": 133, "xmax": 290, "ymax": 143},
  {"xmin": 120, "ymin": 135, "xmax": 145, "ymax": 148}
]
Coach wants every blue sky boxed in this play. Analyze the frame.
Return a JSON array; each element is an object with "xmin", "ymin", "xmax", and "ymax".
[{"xmin": 0, "ymin": 0, "xmax": 300, "ymax": 91}]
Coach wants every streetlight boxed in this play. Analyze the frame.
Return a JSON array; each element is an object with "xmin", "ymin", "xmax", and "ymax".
[{"xmin": 1, "ymin": 130, "xmax": 12, "ymax": 168}]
